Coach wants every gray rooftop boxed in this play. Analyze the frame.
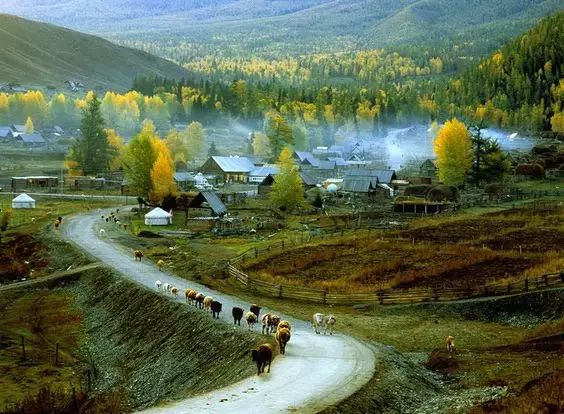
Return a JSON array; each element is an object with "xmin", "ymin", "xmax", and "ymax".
[
  {"xmin": 189, "ymin": 190, "xmax": 227, "ymax": 215},
  {"xmin": 0, "ymin": 126, "xmax": 12, "ymax": 137},
  {"xmin": 211, "ymin": 156, "xmax": 255, "ymax": 173},
  {"xmin": 344, "ymin": 169, "xmax": 396, "ymax": 183},
  {"xmin": 17, "ymin": 133, "xmax": 45, "ymax": 144},
  {"xmin": 342, "ymin": 177, "xmax": 375, "ymax": 193}
]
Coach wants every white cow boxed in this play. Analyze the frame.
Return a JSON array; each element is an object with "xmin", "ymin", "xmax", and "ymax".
[
  {"xmin": 99, "ymin": 229, "xmax": 106, "ymax": 236},
  {"xmin": 155, "ymin": 280, "xmax": 163, "ymax": 291},
  {"xmin": 312, "ymin": 313, "xmax": 337, "ymax": 335}
]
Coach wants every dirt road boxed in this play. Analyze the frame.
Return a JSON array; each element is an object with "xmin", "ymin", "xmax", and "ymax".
[{"xmin": 63, "ymin": 210, "xmax": 375, "ymax": 414}]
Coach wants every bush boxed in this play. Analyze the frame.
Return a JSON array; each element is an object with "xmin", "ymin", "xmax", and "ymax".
[
  {"xmin": 1, "ymin": 209, "xmax": 13, "ymax": 231},
  {"xmin": 427, "ymin": 185, "xmax": 459, "ymax": 202},
  {"xmin": 515, "ymin": 163, "xmax": 545, "ymax": 178},
  {"xmin": 404, "ymin": 185, "xmax": 432, "ymax": 197}
]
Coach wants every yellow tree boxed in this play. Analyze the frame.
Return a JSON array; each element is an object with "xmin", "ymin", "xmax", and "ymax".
[
  {"xmin": 252, "ymin": 132, "xmax": 270, "ymax": 156},
  {"xmin": 184, "ymin": 121, "xmax": 205, "ymax": 160},
  {"xmin": 24, "ymin": 116, "xmax": 34, "ymax": 133},
  {"xmin": 269, "ymin": 147, "xmax": 303, "ymax": 211},
  {"xmin": 150, "ymin": 145, "xmax": 175, "ymax": 202},
  {"xmin": 433, "ymin": 118, "xmax": 472, "ymax": 185},
  {"xmin": 106, "ymin": 129, "xmax": 124, "ymax": 171},
  {"xmin": 550, "ymin": 111, "xmax": 564, "ymax": 133},
  {"xmin": 166, "ymin": 129, "xmax": 189, "ymax": 163}
]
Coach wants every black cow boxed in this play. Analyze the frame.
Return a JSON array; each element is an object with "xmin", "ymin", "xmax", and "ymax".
[
  {"xmin": 211, "ymin": 301, "xmax": 222, "ymax": 319},
  {"xmin": 232, "ymin": 307, "xmax": 244, "ymax": 325},
  {"xmin": 251, "ymin": 344, "xmax": 272, "ymax": 375},
  {"xmin": 250, "ymin": 304, "xmax": 261, "ymax": 319}
]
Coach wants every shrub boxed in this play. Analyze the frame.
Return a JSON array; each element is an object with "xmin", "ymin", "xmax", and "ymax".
[
  {"xmin": 427, "ymin": 185, "xmax": 459, "ymax": 202},
  {"xmin": 515, "ymin": 163, "xmax": 545, "ymax": 178},
  {"xmin": 1, "ymin": 209, "xmax": 13, "ymax": 231}
]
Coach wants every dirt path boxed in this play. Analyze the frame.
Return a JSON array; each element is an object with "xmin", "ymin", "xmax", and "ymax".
[{"xmin": 63, "ymin": 210, "xmax": 376, "ymax": 414}]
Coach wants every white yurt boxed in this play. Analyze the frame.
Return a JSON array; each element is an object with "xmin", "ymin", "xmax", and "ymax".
[
  {"xmin": 144, "ymin": 207, "xmax": 172, "ymax": 226},
  {"xmin": 12, "ymin": 193, "xmax": 36, "ymax": 209}
]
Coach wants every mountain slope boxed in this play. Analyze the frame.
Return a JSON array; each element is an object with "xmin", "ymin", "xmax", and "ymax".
[
  {"xmin": 0, "ymin": 0, "xmax": 561, "ymax": 59},
  {"xmin": 0, "ymin": 14, "xmax": 190, "ymax": 91}
]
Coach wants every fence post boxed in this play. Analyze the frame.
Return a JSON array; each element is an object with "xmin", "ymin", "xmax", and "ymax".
[
  {"xmin": 255, "ymin": 248, "xmax": 258, "ymax": 258},
  {"xmin": 55, "ymin": 342, "xmax": 59, "ymax": 366},
  {"xmin": 377, "ymin": 291, "xmax": 384, "ymax": 305},
  {"xmin": 21, "ymin": 336, "xmax": 26, "ymax": 361},
  {"xmin": 524, "ymin": 278, "xmax": 529, "ymax": 292},
  {"xmin": 507, "ymin": 283, "xmax": 511, "ymax": 294},
  {"xmin": 323, "ymin": 290, "xmax": 327, "ymax": 304},
  {"xmin": 278, "ymin": 285, "xmax": 283, "ymax": 298},
  {"xmin": 560, "ymin": 271, "xmax": 564, "ymax": 283},
  {"xmin": 543, "ymin": 274, "xmax": 548, "ymax": 286},
  {"xmin": 282, "ymin": 240, "xmax": 284, "ymax": 250}
]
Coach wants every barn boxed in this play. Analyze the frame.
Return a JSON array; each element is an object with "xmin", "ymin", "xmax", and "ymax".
[
  {"xmin": 144, "ymin": 207, "xmax": 173, "ymax": 226},
  {"xmin": 12, "ymin": 193, "xmax": 36, "ymax": 209}
]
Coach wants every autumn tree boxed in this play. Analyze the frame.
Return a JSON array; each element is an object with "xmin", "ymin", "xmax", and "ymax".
[
  {"xmin": 67, "ymin": 94, "xmax": 111, "ymax": 175},
  {"xmin": 252, "ymin": 132, "xmax": 270, "ymax": 156},
  {"xmin": 269, "ymin": 147, "xmax": 303, "ymax": 211},
  {"xmin": 150, "ymin": 146, "xmax": 175, "ymax": 202},
  {"xmin": 265, "ymin": 111, "xmax": 293, "ymax": 159},
  {"xmin": 106, "ymin": 129, "xmax": 124, "ymax": 172},
  {"xmin": 24, "ymin": 116, "xmax": 34, "ymax": 133},
  {"xmin": 123, "ymin": 120, "xmax": 158, "ymax": 197},
  {"xmin": 185, "ymin": 121, "xmax": 205, "ymax": 160},
  {"xmin": 166, "ymin": 128, "xmax": 189, "ymax": 162},
  {"xmin": 433, "ymin": 118, "xmax": 472, "ymax": 185}
]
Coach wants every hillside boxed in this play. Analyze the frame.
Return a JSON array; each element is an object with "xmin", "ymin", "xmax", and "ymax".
[
  {"xmin": 0, "ymin": 14, "xmax": 190, "ymax": 91},
  {"xmin": 0, "ymin": 0, "xmax": 562, "ymax": 60}
]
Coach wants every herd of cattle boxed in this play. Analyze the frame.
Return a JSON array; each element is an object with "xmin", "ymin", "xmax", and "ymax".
[{"xmin": 149, "ymin": 258, "xmax": 337, "ymax": 375}]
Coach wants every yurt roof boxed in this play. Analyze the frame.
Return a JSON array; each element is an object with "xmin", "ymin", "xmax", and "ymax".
[
  {"xmin": 145, "ymin": 207, "xmax": 172, "ymax": 218},
  {"xmin": 12, "ymin": 193, "xmax": 35, "ymax": 202}
]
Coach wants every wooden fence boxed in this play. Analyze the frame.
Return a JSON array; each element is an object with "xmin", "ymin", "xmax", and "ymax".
[{"xmin": 228, "ymin": 263, "xmax": 563, "ymax": 305}]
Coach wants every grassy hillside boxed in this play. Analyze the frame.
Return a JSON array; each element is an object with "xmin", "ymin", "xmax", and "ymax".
[
  {"xmin": 0, "ymin": 14, "xmax": 190, "ymax": 91},
  {"xmin": 0, "ymin": 0, "xmax": 561, "ymax": 60}
]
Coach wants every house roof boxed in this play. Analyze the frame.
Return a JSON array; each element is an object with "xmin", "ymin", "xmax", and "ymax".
[
  {"xmin": 12, "ymin": 125, "xmax": 25, "ymax": 132},
  {"xmin": 294, "ymin": 151, "xmax": 313, "ymax": 162},
  {"xmin": 328, "ymin": 157, "xmax": 348, "ymax": 167},
  {"xmin": 189, "ymin": 190, "xmax": 227, "ymax": 215},
  {"xmin": 342, "ymin": 178, "xmax": 375, "ymax": 193},
  {"xmin": 145, "ymin": 207, "xmax": 172, "ymax": 218},
  {"xmin": 173, "ymin": 172, "xmax": 196, "ymax": 182},
  {"xmin": 317, "ymin": 160, "xmax": 336, "ymax": 171},
  {"xmin": 250, "ymin": 165, "xmax": 279, "ymax": 177},
  {"xmin": 0, "ymin": 126, "xmax": 12, "ymax": 137},
  {"xmin": 344, "ymin": 169, "xmax": 396, "ymax": 183},
  {"xmin": 421, "ymin": 159, "xmax": 438, "ymax": 168},
  {"xmin": 17, "ymin": 133, "xmax": 45, "ymax": 143},
  {"xmin": 210, "ymin": 156, "xmax": 254, "ymax": 173},
  {"xmin": 300, "ymin": 171, "xmax": 319, "ymax": 186},
  {"xmin": 12, "ymin": 193, "xmax": 35, "ymax": 202}
]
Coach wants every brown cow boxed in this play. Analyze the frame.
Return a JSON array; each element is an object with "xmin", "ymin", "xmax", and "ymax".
[
  {"xmin": 134, "ymin": 250, "xmax": 144, "ymax": 261},
  {"xmin": 276, "ymin": 327, "xmax": 291, "ymax": 355},
  {"xmin": 251, "ymin": 344, "xmax": 273, "ymax": 375}
]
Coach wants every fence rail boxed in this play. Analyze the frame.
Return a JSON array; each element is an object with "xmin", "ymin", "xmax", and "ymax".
[{"xmin": 227, "ymin": 263, "xmax": 563, "ymax": 305}]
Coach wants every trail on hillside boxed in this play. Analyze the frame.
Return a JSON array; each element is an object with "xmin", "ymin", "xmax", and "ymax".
[{"xmin": 63, "ymin": 210, "xmax": 376, "ymax": 414}]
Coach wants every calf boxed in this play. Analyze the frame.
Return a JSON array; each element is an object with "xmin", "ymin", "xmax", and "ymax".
[
  {"xmin": 245, "ymin": 311, "xmax": 258, "ymax": 330},
  {"xmin": 261, "ymin": 313, "xmax": 272, "ymax": 335},
  {"xmin": 312, "ymin": 313, "xmax": 325, "ymax": 334},
  {"xmin": 155, "ymin": 280, "xmax": 163, "ymax": 291},
  {"xmin": 251, "ymin": 344, "xmax": 273, "ymax": 375},
  {"xmin": 232, "ymin": 307, "xmax": 244, "ymax": 325},
  {"xmin": 171, "ymin": 286, "xmax": 179, "ymax": 298},
  {"xmin": 134, "ymin": 250, "xmax": 144, "ymax": 261},
  {"xmin": 324, "ymin": 314, "xmax": 336, "ymax": 335},
  {"xmin": 446, "ymin": 336, "xmax": 455, "ymax": 354},
  {"xmin": 211, "ymin": 301, "xmax": 222, "ymax": 319},
  {"xmin": 203, "ymin": 296, "xmax": 214, "ymax": 312},
  {"xmin": 276, "ymin": 327, "xmax": 291, "ymax": 355},
  {"xmin": 195, "ymin": 293, "xmax": 205, "ymax": 309},
  {"xmin": 269, "ymin": 315, "xmax": 281, "ymax": 334}
]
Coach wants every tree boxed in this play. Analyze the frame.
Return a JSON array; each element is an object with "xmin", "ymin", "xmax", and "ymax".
[
  {"xmin": 433, "ymin": 118, "xmax": 472, "ymax": 185},
  {"xmin": 252, "ymin": 132, "xmax": 270, "ymax": 156},
  {"xmin": 67, "ymin": 94, "xmax": 111, "ymax": 175},
  {"xmin": 185, "ymin": 121, "xmax": 205, "ymax": 160},
  {"xmin": 106, "ymin": 129, "xmax": 124, "ymax": 172},
  {"xmin": 208, "ymin": 141, "xmax": 220, "ymax": 157},
  {"xmin": 123, "ymin": 120, "xmax": 158, "ymax": 197},
  {"xmin": 150, "ymin": 147, "xmax": 175, "ymax": 202},
  {"xmin": 24, "ymin": 116, "xmax": 34, "ymax": 133},
  {"xmin": 166, "ymin": 129, "xmax": 189, "ymax": 162},
  {"xmin": 265, "ymin": 111, "xmax": 293, "ymax": 160},
  {"xmin": 269, "ymin": 147, "xmax": 303, "ymax": 211}
]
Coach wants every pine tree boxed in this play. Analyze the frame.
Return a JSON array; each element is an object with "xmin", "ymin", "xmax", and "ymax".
[
  {"xmin": 208, "ymin": 141, "xmax": 219, "ymax": 157},
  {"xmin": 67, "ymin": 94, "xmax": 110, "ymax": 175}
]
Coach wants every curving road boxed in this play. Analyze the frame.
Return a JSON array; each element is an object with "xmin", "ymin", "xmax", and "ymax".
[{"xmin": 63, "ymin": 210, "xmax": 376, "ymax": 414}]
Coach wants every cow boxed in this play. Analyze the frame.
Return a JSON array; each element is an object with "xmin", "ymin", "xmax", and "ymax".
[
  {"xmin": 134, "ymin": 250, "xmax": 144, "ymax": 261},
  {"xmin": 251, "ymin": 344, "xmax": 273, "ymax": 375},
  {"xmin": 276, "ymin": 327, "xmax": 291, "ymax": 355},
  {"xmin": 446, "ymin": 336, "xmax": 455, "ymax": 354},
  {"xmin": 232, "ymin": 307, "xmax": 244, "ymax": 325},
  {"xmin": 195, "ymin": 293, "xmax": 205, "ymax": 309},
  {"xmin": 211, "ymin": 301, "xmax": 222, "ymax": 319},
  {"xmin": 203, "ymin": 296, "xmax": 214, "ymax": 312},
  {"xmin": 245, "ymin": 311, "xmax": 258, "ymax": 330},
  {"xmin": 250, "ymin": 304, "xmax": 261, "ymax": 319}
]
